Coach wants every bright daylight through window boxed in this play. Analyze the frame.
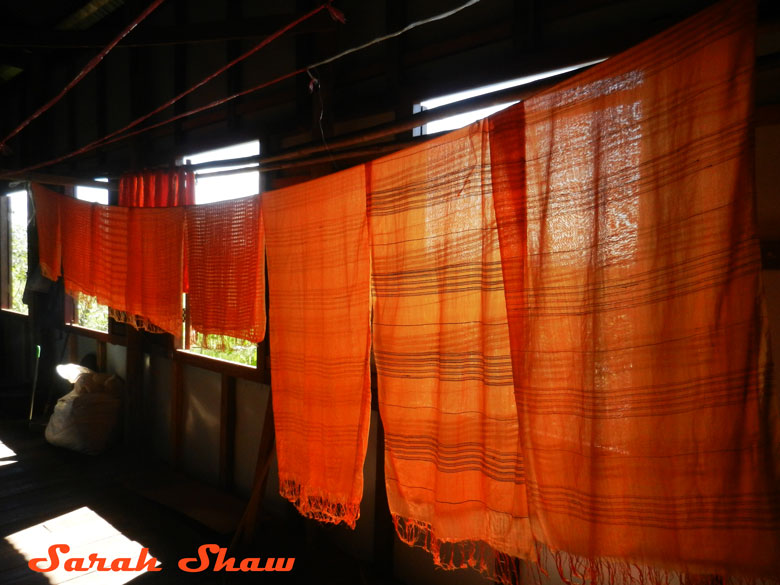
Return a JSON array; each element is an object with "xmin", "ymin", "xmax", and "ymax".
[
  {"xmin": 416, "ymin": 62, "xmax": 600, "ymax": 134},
  {"xmin": 6, "ymin": 190, "xmax": 28, "ymax": 315},
  {"xmin": 179, "ymin": 140, "xmax": 261, "ymax": 366}
]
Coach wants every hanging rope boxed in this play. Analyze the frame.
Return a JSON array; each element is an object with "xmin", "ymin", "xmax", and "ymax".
[
  {"xmin": 0, "ymin": 0, "xmax": 483, "ymax": 178},
  {"xmin": 0, "ymin": 1, "xmax": 338, "ymax": 178},
  {"xmin": 0, "ymin": 0, "xmax": 168, "ymax": 153}
]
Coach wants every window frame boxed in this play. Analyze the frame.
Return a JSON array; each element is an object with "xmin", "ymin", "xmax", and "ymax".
[{"xmin": 0, "ymin": 193, "xmax": 11, "ymax": 311}]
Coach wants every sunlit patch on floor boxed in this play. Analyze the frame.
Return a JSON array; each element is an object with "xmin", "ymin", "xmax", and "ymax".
[
  {"xmin": 0, "ymin": 439, "xmax": 16, "ymax": 459},
  {"xmin": 0, "ymin": 439, "xmax": 16, "ymax": 467},
  {"xmin": 4, "ymin": 507, "xmax": 160, "ymax": 584}
]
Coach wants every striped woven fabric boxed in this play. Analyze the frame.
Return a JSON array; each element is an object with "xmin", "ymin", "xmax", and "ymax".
[
  {"xmin": 41, "ymin": 190, "xmax": 185, "ymax": 336},
  {"xmin": 491, "ymin": 0, "xmax": 780, "ymax": 580},
  {"xmin": 368, "ymin": 126, "xmax": 533, "ymax": 580},
  {"xmin": 263, "ymin": 166, "xmax": 371, "ymax": 528},
  {"xmin": 185, "ymin": 195, "xmax": 265, "ymax": 343}
]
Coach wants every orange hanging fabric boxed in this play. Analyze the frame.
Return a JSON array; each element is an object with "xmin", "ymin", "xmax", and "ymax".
[
  {"xmin": 368, "ymin": 126, "xmax": 533, "ymax": 580},
  {"xmin": 491, "ymin": 0, "xmax": 779, "ymax": 580},
  {"xmin": 58, "ymin": 192, "xmax": 92, "ymax": 297},
  {"xmin": 119, "ymin": 168, "xmax": 195, "ymax": 299},
  {"xmin": 185, "ymin": 195, "xmax": 266, "ymax": 343},
  {"xmin": 31, "ymin": 183, "xmax": 62, "ymax": 281},
  {"xmin": 55, "ymin": 193, "xmax": 184, "ymax": 335},
  {"xmin": 263, "ymin": 167, "xmax": 371, "ymax": 528},
  {"xmin": 118, "ymin": 169, "xmax": 195, "ymax": 207}
]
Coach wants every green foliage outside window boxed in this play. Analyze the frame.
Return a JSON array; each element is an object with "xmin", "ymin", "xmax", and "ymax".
[
  {"xmin": 74, "ymin": 293, "xmax": 109, "ymax": 332},
  {"xmin": 10, "ymin": 221, "xmax": 28, "ymax": 314},
  {"xmin": 187, "ymin": 331, "xmax": 257, "ymax": 367}
]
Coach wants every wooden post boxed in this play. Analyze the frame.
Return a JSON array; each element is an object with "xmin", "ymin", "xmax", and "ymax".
[
  {"xmin": 68, "ymin": 334, "xmax": 79, "ymax": 364},
  {"xmin": 96, "ymin": 340, "xmax": 107, "ymax": 372},
  {"xmin": 220, "ymin": 373, "xmax": 237, "ymax": 489},
  {"xmin": 171, "ymin": 358, "xmax": 184, "ymax": 467},
  {"xmin": 231, "ymin": 387, "xmax": 275, "ymax": 550},
  {"xmin": 124, "ymin": 327, "xmax": 144, "ymax": 450}
]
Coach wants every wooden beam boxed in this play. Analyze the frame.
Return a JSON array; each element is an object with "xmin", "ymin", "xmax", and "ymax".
[
  {"xmin": 193, "ymin": 137, "xmax": 427, "ymax": 179},
  {"xmin": 174, "ymin": 348, "xmax": 268, "ymax": 384},
  {"xmin": 182, "ymin": 69, "xmax": 580, "ymax": 176},
  {"xmin": 173, "ymin": 0, "xmax": 188, "ymax": 148},
  {"xmin": 0, "ymin": 15, "xmax": 337, "ymax": 50},
  {"xmin": 4, "ymin": 172, "xmax": 115, "ymax": 189}
]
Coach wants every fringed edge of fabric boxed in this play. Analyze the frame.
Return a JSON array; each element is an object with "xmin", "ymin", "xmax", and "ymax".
[
  {"xmin": 393, "ymin": 515, "xmax": 532, "ymax": 585},
  {"xmin": 393, "ymin": 516, "xmax": 780, "ymax": 585},
  {"xmin": 63, "ymin": 284, "xmax": 177, "ymax": 335},
  {"xmin": 535, "ymin": 543, "xmax": 780, "ymax": 585},
  {"xmin": 279, "ymin": 478, "xmax": 360, "ymax": 530},
  {"xmin": 108, "ymin": 308, "xmax": 169, "ymax": 335}
]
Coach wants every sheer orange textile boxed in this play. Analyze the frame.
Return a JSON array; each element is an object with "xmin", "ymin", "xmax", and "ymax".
[
  {"xmin": 118, "ymin": 169, "xmax": 195, "ymax": 207},
  {"xmin": 31, "ymin": 184, "xmax": 62, "ymax": 281},
  {"xmin": 54, "ymin": 192, "xmax": 184, "ymax": 335},
  {"xmin": 119, "ymin": 168, "xmax": 195, "ymax": 300},
  {"xmin": 368, "ymin": 126, "xmax": 532, "ymax": 579},
  {"xmin": 491, "ymin": 0, "xmax": 779, "ymax": 580},
  {"xmin": 185, "ymin": 195, "xmax": 266, "ymax": 343},
  {"xmin": 263, "ymin": 167, "xmax": 371, "ymax": 528}
]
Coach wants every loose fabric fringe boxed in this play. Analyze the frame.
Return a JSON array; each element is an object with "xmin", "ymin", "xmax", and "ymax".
[
  {"xmin": 393, "ymin": 515, "xmax": 531, "ymax": 585},
  {"xmin": 279, "ymin": 478, "xmax": 361, "ymax": 529},
  {"xmin": 535, "ymin": 545, "xmax": 780, "ymax": 585},
  {"xmin": 108, "ymin": 307, "xmax": 166, "ymax": 334},
  {"xmin": 65, "ymin": 289, "xmax": 168, "ymax": 334},
  {"xmin": 393, "ymin": 516, "xmax": 780, "ymax": 585}
]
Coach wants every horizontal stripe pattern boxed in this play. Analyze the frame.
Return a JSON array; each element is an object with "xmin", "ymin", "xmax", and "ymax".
[
  {"xmin": 368, "ymin": 124, "xmax": 533, "ymax": 564},
  {"xmin": 52, "ymin": 192, "xmax": 184, "ymax": 335},
  {"xmin": 491, "ymin": 0, "xmax": 780, "ymax": 578},
  {"xmin": 263, "ymin": 165, "xmax": 371, "ymax": 529}
]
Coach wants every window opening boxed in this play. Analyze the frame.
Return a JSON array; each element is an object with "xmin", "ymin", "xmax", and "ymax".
[
  {"xmin": 6, "ymin": 189, "xmax": 28, "ymax": 315},
  {"xmin": 178, "ymin": 140, "xmax": 261, "ymax": 367},
  {"xmin": 415, "ymin": 62, "xmax": 601, "ymax": 135}
]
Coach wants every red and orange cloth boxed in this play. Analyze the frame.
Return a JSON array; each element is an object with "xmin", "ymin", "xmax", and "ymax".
[{"xmin": 30, "ymin": 0, "xmax": 780, "ymax": 580}]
